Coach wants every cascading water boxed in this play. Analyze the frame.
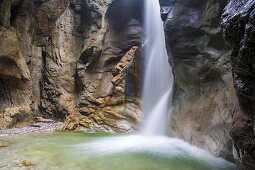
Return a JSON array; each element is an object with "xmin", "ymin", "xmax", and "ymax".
[
  {"xmin": 74, "ymin": 1, "xmax": 237, "ymax": 169},
  {"xmin": 141, "ymin": 0, "xmax": 173, "ymax": 136}
]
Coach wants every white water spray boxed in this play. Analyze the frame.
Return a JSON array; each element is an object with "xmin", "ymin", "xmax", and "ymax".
[
  {"xmin": 74, "ymin": 1, "xmax": 237, "ymax": 168},
  {"xmin": 141, "ymin": 0, "xmax": 173, "ymax": 136}
]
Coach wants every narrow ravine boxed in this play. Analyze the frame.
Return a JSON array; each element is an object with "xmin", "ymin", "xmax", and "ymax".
[
  {"xmin": 69, "ymin": 0, "xmax": 237, "ymax": 169},
  {"xmin": 1, "ymin": 0, "xmax": 254, "ymax": 169}
]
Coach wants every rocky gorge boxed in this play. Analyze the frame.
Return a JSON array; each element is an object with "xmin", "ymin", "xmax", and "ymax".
[
  {"xmin": 0, "ymin": 0, "xmax": 144, "ymax": 132},
  {"xmin": 0, "ymin": 0, "xmax": 254, "ymax": 169}
]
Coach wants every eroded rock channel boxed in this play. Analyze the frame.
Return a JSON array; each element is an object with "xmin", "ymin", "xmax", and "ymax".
[{"xmin": 0, "ymin": 0, "xmax": 254, "ymax": 169}]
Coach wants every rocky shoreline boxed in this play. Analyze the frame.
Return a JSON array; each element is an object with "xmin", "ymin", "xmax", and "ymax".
[{"xmin": 0, "ymin": 118, "xmax": 62, "ymax": 138}]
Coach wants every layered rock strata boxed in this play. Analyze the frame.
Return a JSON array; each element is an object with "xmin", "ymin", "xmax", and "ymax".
[{"xmin": 60, "ymin": 46, "xmax": 142, "ymax": 132}]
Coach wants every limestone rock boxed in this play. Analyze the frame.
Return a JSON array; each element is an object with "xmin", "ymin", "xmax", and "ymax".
[
  {"xmin": 161, "ymin": 0, "xmax": 237, "ymax": 162},
  {"xmin": 0, "ymin": 0, "xmax": 73, "ymax": 128},
  {"xmin": 222, "ymin": 0, "xmax": 255, "ymax": 168},
  {"xmin": 58, "ymin": 0, "xmax": 143, "ymax": 132},
  {"xmin": 0, "ymin": 107, "xmax": 33, "ymax": 129},
  {"xmin": 60, "ymin": 46, "xmax": 143, "ymax": 133},
  {"xmin": 0, "ymin": 26, "xmax": 30, "ymax": 80},
  {"xmin": 0, "ymin": 25, "xmax": 32, "ymax": 129},
  {"xmin": 0, "ymin": 0, "xmax": 144, "ymax": 131}
]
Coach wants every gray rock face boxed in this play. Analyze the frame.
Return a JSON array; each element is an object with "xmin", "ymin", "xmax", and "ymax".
[
  {"xmin": 0, "ymin": 24, "xmax": 32, "ymax": 128},
  {"xmin": 222, "ymin": 0, "xmax": 255, "ymax": 169},
  {"xmin": 2, "ymin": 1, "xmax": 253, "ymax": 169},
  {"xmin": 161, "ymin": 0, "xmax": 238, "ymax": 161},
  {"xmin": 0, "ymin": 0, "xmax": 70, "ymax": 128},
  {"xmin": 54, "ymin": 0, "xmax": 144, "ymax": 132},
  {"xmin": 0, "ymin": 0, "xmax": 143, "ymax": 132}
]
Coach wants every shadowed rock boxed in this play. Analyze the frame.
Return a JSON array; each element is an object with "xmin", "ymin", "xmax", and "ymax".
[
  {"xmin": 222, "ymin": 0, "xmax": 255, "ymax": 169},
  {"xmin": 161, "ymin": 0, "xmax": 237, "ymax": 162}
]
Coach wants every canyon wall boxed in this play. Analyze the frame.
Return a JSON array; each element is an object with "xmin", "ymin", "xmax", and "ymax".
[
  {"xmin": 0, "ymin": 0, "xmax": 73, "ymax": 128},
  {"xmin": 160, "ymin": 0, "xmax": 238, "ymax": 162},
  {"xmin": 0, "ymin": 0, "xmax": 143, "ymax": 131},
  {"xmin": 1, "ymin": 0, "xmax": 255, "ymax": 168},
  {"xmin": 222, "ymin": 0, "xmax": 255, "ymax": 169},
  {"xmin": 161, "ymin": 0, "xmax": 255, "ymax": 168},
  {"xmin": 58, "ymin": 0, "xmax": 143, "ymax": 132}
]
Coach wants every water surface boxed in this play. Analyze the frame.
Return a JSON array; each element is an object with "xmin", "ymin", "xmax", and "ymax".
[{"xmin": 0, "ymin": 132, "xmax": 237, "ymax": 170}]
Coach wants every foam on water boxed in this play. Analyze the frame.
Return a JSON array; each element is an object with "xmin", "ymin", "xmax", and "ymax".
[
  {"xmin": 76, "ymin": 135, "xmax": 236, "ymax": 169},
  {"xmin": 75, "ymin": 0, "xmax": 237, "ymax": 169}
]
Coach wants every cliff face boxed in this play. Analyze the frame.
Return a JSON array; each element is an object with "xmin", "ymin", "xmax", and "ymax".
[
  {"xmin": 0, "ymin": 0, "xmax": 143, "ymax": 131},
  {"xmin": 222, "ymin": 0, "xmax": 255, "ymax": 169},
  {"xmin": 58, "ymin": 0, "xmax": 143, "ymax": 132},
  {"xmin": 0, "ymin": 26, "xmax": 32, "ymax": 128},
  {"xmin": 1, "ymin": 0, "xmax": 255, "ymax": 168},
  {"xmin": 160, "ymin": 0, "xmax": 238, "ymax": 161},
  {"xmin": 0, "ymin": 0, "xmax": 73, "ymax": 128}
]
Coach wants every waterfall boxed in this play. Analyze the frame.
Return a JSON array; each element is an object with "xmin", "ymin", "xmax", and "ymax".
[
  {"xmin": 141, "ymin": 0, "xmax": 173, "ymax": 136},
  {"xmin": 75, "ymin": 1, "xmax": 237, "ymax": 168}
]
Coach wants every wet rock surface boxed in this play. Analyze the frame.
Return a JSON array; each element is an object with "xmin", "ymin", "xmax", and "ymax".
[
  {"xmin": 161, "ymin": 0, "xmax": 237, "ymax": 162},
  {"xmin": 222, "ymin": 0, "xmax": 255, "ymax": 169},
  {"xmin": 1, "ymin": 0, "xmax": 254, "ymax": 168}
]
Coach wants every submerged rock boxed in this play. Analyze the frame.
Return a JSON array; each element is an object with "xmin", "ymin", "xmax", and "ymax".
[
  {"xmin": 19, "ymin": 160, "xmax": 34, "ymax": 167},
  {"xmin": 0, "ymin": 141, "xmax": 9, "ymax": 147}
]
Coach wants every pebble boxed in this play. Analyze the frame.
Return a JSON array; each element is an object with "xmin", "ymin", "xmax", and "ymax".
[
  {"xmin": 0, "ymin": 118, "xmax": 63, "ymax": 138},
  {"xmin": 19, "ymin": 160, "xmax": 33, "ymax": 167}
]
